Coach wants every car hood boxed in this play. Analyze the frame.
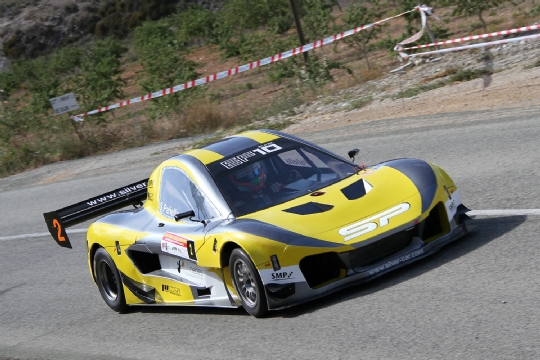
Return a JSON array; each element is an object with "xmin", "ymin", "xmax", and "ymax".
[{"xmin": 241, "ymin": 159, "xmax": 438, "ymax": 246}]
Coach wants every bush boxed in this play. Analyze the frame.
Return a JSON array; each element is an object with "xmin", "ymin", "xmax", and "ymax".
[{"xmin": 133, "ymin": 21, "xmax": 199, "ymax": 118}]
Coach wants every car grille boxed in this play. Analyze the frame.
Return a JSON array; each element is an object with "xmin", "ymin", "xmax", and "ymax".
[
  {"xmin": 299, "ymin": 252, "xmax": 345, "ymax": 288},
  {"xmin": 298, "ymin": 202, "xmax": 450, "ymax": 287},
  {"xmin": 349, "ymin": 229, "xmax": 414, "ymax": 269}
]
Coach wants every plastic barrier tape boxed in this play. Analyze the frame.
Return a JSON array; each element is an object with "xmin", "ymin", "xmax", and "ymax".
[
  {"xmin": 397, "ymin": 33, "xmax": 540, "ymax": 60},
  {"xmin": 401, "ymin": 24, "xmax": 540, "ymax": 51},
  {"xmin": 396, "ymin": 23, "xmax": 540, "ymax": 60},
  {"xmin": 70, "ymin": 6, "xmax": 428, "ymax": 121}
]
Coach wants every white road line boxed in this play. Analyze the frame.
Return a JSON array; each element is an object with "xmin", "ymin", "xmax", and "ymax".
[
  {"xmin": 1, "ymin": 209, "xmax": 539, "ymax": 242},
  {"xmin": 468, "ymin": 209, "xmax": 540, "ymax": 216},
  {"xmin": 0, "ymin": 229, "xmax": 87, "ymax": 241}
]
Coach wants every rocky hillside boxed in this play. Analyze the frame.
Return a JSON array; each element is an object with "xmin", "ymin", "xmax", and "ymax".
[
  {"xmin": 1, "ymin": 1, "xmax": 95, "ymax": 68},
  {"xmin": 0, "ymin": 0, "xmax": 224, "ymax": 70}
]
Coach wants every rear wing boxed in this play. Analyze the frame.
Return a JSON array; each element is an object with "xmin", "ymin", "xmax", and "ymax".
[{"xmin": 43, "ymin": 179, "xmax": 149, "ymax": 249}]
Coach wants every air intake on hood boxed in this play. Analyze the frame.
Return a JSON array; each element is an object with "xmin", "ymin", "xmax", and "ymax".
[
  {"xmin": 283, "ymin": 202, "xmax": 334, "ymax": 215},
  {"xmin": 341, "ymin": 179, "xmax": 373, "ymax": 200}
]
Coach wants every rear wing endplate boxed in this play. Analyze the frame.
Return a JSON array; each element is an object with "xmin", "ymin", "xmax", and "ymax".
[{"xmin": 43, "ymin": 179, "xmax": 149, "ymax": 248}]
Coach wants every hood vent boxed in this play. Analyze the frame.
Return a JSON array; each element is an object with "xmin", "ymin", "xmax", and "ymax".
[
  {"xmin": 341, "ymin": 179, "xmax": 373, "ymax": 200},
  {"xmin": 283, "ymin": 202, "xmax": 334, "ymax": 215}
]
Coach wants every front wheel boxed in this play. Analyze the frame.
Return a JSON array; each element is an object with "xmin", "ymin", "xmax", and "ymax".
[
  {"xmin": 230, "ymin": 248, "xmax": 268, "ymax": 318},
  {"xmin": 94, "ymin": 248, "xmax": 127, "ymax": 312}
]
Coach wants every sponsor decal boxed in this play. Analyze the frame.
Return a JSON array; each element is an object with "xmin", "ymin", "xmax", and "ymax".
[
  {"xmin": 162, "ymin": 284, "xmax": 181, "ymax": 297},
  {"xmin": 147, "ymin": 193, "xmax": 154, "ymax": 201},
  {"xmin": 361, "ymin": 170, "xmax": 375, "ymax": 175},
  {"xmin": 179, "ymin": 262, "xmax": 205, "ymax": 285},
  {"xmin": 189, "ymin": 266, "xmax": 204, "ymax": 277},
  {"xmin": 339, "ymin": 203, "xmax": 411, "ymax": 241},
  {"xmin": 444, "ymin": 189, "xmax": 462, "ymax": 222},
  {"xmin": 86, "ymin": 181, "xmax": 147, "ymax": 206},
  {"xmin": 87, "ymin": 193, "xmax": 118, "ymax": 206},
  {"xmin": 368, "ymin": 249, "xmax": 424, "ymax": 275},
  {"xmin": 159, "ymin": 202, "xmax": 178, "ymax": 218},
  {"xmin": 448, "ymin": 200, "xmax": 456, "ymax": 213},
  {"xmin": 220, "ymin": 142, "xmax": 283, "ymax": 169},
  {"xmin": 148, "ymin": 179, "xmax": 154, "ymax": 188},
  {"xmin": 271, "ymin": 271, "xmax": 294, "ymax": 280},
  {"xmin": 259, "ymin": 265, "xmax": 305, "ymax": 284},
  {"xmin": 278, "ymin": 151, "xmax": 310, "ymax": 167},
  {"xmin": 118, "ymin": 183, "xmax": 146, "ymax": 196},
  {"xmin": 161, "ymin": 232, "xmax": 191, "ymax": 259}
]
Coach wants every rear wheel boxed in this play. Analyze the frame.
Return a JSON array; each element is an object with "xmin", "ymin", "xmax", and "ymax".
[
  {"xmin": 230, "ymin": 249, "xmax": 268, "ymax": 318},
  {"xmin": 94, "ymin": 248, "xmax": 127, "ymax": 312}
]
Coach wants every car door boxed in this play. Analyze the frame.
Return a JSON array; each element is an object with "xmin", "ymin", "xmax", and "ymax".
[{"xmin": 141, "ymin": 165, "xmax": 220, "ymax": 264}]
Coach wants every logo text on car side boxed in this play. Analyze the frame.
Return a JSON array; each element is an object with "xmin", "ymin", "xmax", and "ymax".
[{"xmin": 339, "ymin": 203, "xmax": 411, "ymax": 241}]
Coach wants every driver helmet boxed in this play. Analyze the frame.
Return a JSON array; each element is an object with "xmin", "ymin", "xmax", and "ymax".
[{"xmin": 230, "ymin": 162, "xmax": 266, "ymax": 193}]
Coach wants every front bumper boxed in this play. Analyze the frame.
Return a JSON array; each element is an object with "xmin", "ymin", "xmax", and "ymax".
[{"xmin": 265, "ymin": 220, "xmax": 469, "ymax": 310}]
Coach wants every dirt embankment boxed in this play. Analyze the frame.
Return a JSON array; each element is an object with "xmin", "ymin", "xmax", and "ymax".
[{"xmin": 281, "ymin": 41, "xmax": 540, "ymax": 134}]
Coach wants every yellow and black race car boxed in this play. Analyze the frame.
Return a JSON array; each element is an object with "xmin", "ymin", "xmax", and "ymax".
[{"xmin": 44, "ymin": 129, "xmax": 470, "ymax": 317}]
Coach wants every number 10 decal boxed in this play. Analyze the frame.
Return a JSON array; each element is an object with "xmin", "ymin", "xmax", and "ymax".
[{"xmin": 252, "ymin": 142, "xmax": 282, "ymax": 155}]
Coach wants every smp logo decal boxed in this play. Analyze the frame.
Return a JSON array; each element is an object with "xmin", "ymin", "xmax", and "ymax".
[
  {"xmin": 339, "ymin": 203, "xmax": 411, "ymax": 241},
  {"xmin": 271, "ymin": 271, "xmax": 294, "ymax": 280}
]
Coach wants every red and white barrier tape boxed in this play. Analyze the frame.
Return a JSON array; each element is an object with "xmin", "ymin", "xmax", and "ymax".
[
  {"xmin": 403, "ymin": 24, "xmax": 540, "ymax": 51},
  {"xmin": 71, "ymin": 6, "xmax": 427, "ymax": 122},
  {"xmin": 396, "ymin": 23, "xmax": 540, "ymax": 61},
  {"xmin": 397, "ymin": 33, "xmax": 540, "ymax": 61},
  {"xmin": 394, "ymin": 5, "xmax": 438, "ymax": 55}
]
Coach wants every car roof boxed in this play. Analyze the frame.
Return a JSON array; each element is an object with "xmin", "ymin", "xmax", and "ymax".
[
  {"xmin": 183, "ymin": 129, "xmax": 283, "ymax": 166},
  {"xmin": 180, "ymin": 129, "xmax": 353, "ymax": 180}
]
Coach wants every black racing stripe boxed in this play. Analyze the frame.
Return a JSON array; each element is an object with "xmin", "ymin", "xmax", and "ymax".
[
  {"xmin": 202, "ymin": 136, "xmax": 260, "ymax": 158},
  {"xmin": 225, "ymin": 219, "xmax": 341, "ymax": 248},
  {"xmin": 382, "ymin": 158, "xmax": 437, "ymax": 213}
]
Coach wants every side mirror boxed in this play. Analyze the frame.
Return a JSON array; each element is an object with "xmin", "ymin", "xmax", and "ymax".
[
  {"xmin": 174, "ymin": 210, "xmax": 195, "ymax": 222},
  {"xmin": 347, "ymin": 148, "xmax": 359, "ymax": 162}
]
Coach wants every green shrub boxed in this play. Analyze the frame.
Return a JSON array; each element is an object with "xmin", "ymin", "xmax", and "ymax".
[
  {"xmin": 394, "ymin": 87, "xmax": 420, "ymax": 99},
  {"xmin": 133, "ymin": 20, "xmax": 199, "ymax": 118},
  {"xmin": 347, "ymin": 96, "xmax": 373, "ymax": 111}
]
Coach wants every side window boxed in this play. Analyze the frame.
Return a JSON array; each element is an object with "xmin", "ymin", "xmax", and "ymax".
[{"xmin": 159, "ymin": 167, "xmax": 219, "ymax": 220}]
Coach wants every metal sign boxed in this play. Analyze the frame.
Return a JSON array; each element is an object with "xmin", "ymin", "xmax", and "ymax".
[{"xmin": 49, "ymin": 93, "xmax": 80, "ymax": 115}]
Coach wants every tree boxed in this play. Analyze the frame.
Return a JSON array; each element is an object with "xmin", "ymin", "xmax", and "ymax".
[
  {"xmin": 172, "ymin": 5, "xmax": 217, "ymax": 46},
  {"xmin": 341, "ymin": 1, "xmax": 385, "ymax": 69},
  {"xmin": 72, "ymin": 38, "xmax": 128, "ymax": 118},
  {"xmin": 133, "ymin": 21, "xmax": 199, "ymax": 117},
  {"xmin": 451, "ymin": 0, "xmax": 507, "ymax": 32},
  {"xmin": 298, "ymin": 0, "xmax": 338, "ymax": 42}
]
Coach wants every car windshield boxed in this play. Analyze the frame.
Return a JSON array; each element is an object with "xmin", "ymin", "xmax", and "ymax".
[{"xmin": 215, "ymin": 146, "xmax": 356, "ymax": 216}]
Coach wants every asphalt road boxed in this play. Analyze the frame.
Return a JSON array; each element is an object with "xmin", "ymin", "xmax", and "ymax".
[{"xmin": 1, "ymin": 107, "xmax": 540, "ymax": 359}]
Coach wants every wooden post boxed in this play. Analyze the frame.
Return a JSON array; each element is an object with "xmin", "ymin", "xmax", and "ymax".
[
  {"xmin": 289, "ymin": 0, "xmax": 309, "ymax": 64},
  {"xmin": 69, "ymin": 116, "xmax": 83, "ymax": 141}
]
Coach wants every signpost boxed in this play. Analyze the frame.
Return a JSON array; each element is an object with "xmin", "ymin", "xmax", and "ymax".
[
  {"xmin": 49, "ymin": 93, "xmax": 80, "ymax": 115},
  {"xmin": 49, "ymin": 93, "xmax": 82, "ymax": 140}
]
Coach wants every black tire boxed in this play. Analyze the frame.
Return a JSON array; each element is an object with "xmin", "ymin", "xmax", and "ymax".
[
  {"xmin": 230, "ymin": 248, "xmax": 268, "ymax": 318},
  {"xmin": 93, "ymin": 248, "xmax": 128, "ymax": 312}
]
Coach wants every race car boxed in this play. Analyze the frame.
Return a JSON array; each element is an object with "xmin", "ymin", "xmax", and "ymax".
[{"xmin": 44, "ymin": 129, "xmax": 470, "ymax": 317}]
